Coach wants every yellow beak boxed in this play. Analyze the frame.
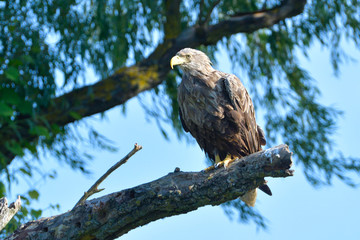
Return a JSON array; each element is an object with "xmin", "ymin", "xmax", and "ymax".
[{"xmin": 170, "ymin": 55, "xmax": 186, "ymax": 69}]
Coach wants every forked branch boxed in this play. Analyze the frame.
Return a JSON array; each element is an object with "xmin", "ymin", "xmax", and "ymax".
[{"xmin": 7, "ymin": 145, "xmax": 293, "ymax": 240}]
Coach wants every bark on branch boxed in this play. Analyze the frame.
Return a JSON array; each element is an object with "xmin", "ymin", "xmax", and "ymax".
[
  {"xmin": 6, "ymin": 145, "xmax": 293, "ymax": 240},
  {"xmin": 0, "ymin": 0, "xmax": 307, "ymax": 169}
]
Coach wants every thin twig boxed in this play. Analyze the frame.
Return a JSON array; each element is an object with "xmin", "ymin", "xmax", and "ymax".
[
  {"xmin": 198, "ymin": 0, "xmax": 221, "ymax": 25},
  {"xmin": 197, "ymin": 0, "xmax": 205, "ymax": 24},
  {"xmin": 73, "ymin": 143, "xmax": 142, "ymax": 209}
]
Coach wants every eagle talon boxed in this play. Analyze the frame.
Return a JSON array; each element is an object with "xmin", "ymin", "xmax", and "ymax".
[
  {"xmin": 214, "ymin": 155, "xmax": 234, "ymax": 169},
  {"xmin": 223, "ymin": 159, "xmax": 235, "ymax": 169},
  {"xmin": 215, "ymin": 162, "xmax": 223, "ymax": 168}
]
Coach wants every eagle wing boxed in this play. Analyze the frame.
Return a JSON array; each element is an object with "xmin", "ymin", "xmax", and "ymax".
[
  {"xmin": 222, "ymin": 74, "xmax": 266, "ymax": 154},
  {"xmin": 179, "ymin": 107, "xmax": 190, "ymax": 133},
  {"xmin": 177, "ymin": 71, "xmax": 266, "ymax": 161}
]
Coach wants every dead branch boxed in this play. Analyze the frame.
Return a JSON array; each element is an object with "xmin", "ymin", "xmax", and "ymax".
[
  {"xmin": 73, "ymin": 144, "xmax": 142, "ymax": 208},
  {"xmin": 7, "ymin": 145, "xmax": 293, "ymax": 240},
  {"xmin": 0, "ymin": 196, "xmax": 21, "ymax": 231}
]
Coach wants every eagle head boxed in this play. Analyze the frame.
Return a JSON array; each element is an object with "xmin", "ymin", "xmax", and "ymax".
[{"xmin": 170, "ymin": 48, "xmax": 213, "ymax": 74}]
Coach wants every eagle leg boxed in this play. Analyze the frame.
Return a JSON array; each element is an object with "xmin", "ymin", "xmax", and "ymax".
[
  {"xmin": 215, "ymin": 154, "xmax": 235, "ymax": 169},
  {"xmin": 201, "ymin": 154, "xmax": 234, "ymax": 172}
]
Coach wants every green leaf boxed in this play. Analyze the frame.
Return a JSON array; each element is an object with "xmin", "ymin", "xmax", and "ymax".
[
  {"xmin": 51, "ymin": 124, "xmax": 62, "ymax": 134},
  {"xmin": 17, "ymin": 101, "xmax": 33, "ymax": 115},
  {"xmin": 24, "ymin": 142, "xmax": 37, "ymax": 154},
  {"xmin": 22, "ymin": 55, "xmax": 35, "ymax": 64},
  {"xmin": 0, "ymin": 102, "xmax": 13, "ymax": 117},
  {"xmin": 5, "ymin": 142, "xmax": 24, "ymax": 156},
  {"xmin": 20, "ymin": 196, "xmax": 30, "ymax": 205},
  {"xmin": 0, "ymin": 89, "xmax": 22, "ymax": 105},
  {"xmin": 19, "ymin": 168, "xmax": 32, "ymax": 177},
  {"xmin": 30, "ymin": 209, "xmax": 42, "ymax": 219},
  {"xmin": 5, "ymin": 67, "xmax": 20, "ymax": 81},
  {"xmin": 0, "ymin": 182, "xmax": 6, "ymax": 197},
  {"xmin": 29, "ymin": 126, "xmax": 49, "ymax": 137},
  {"xmin": 69, "ymin": 111, "xmax": 82, "ymax": 120},
  {"xmin": 50, "ymin": 204, "xmax": 60, "ymax": 210},
  {"xmin": 28, "ymin": 190, "xmax": 39, "ymax": 200},
  {"xmin": 48, "ymin": 170, "xmax": 57, "ymax": 179},
  {"xmin": 21, "ymin": 205, "xmax": 29, "ymax": 215}
]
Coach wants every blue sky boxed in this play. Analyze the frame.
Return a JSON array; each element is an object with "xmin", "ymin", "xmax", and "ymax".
[{"xmin": 9, "ymin": 41, "xmax": 360, "ymax": 239}]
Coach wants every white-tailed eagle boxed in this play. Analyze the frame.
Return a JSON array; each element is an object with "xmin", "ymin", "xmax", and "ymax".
[{"xmin": 171, "ymin": 48, "xmax": 271, "ymax": 206}]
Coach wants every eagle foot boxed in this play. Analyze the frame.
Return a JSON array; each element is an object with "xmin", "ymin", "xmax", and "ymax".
[
  {"xmin": 202, "ymin": 154, "xmax": 235, "ymax": 172},
  {"xmin": 215, "ymin": 154, "xmax": 235, "ymax": 169},
  {"xmin": 216, "ymin": 158, "xmax": 235, "ymax": 169}
]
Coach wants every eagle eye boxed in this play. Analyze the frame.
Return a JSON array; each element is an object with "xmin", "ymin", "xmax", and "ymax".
[{"xmin": 186, "ymin": 54, "xmax": 191, "ymax": 59}]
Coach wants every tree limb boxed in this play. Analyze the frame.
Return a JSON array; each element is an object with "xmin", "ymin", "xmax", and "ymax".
[
  {"xmin": 6, "ymin": 145, "xmax": 293, "ymax": 240},
  {"xmin": 73, "ymin": 144, "xmax": 142, "ymax": 209},
  {"xmin": 197, "ymin": 0, "xmax": 205, "ymax": 24},
  {"xmin": 0, "ymin": 196, "xmax": 21, "ymax": 231},
  {"xmin": 197, "ymin": 0, "xmax": 221, "ymax": 26},
  {"xmin": 164, "ymin": 0, "xmax": 182, "ymax": 40},
  {"xmin": 0, "ymin": 0, "xmax": 307, "ymax": 168},
  {"xmin": 204, "ymin": 0, "xmax": 307, "ymax": 44}
]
